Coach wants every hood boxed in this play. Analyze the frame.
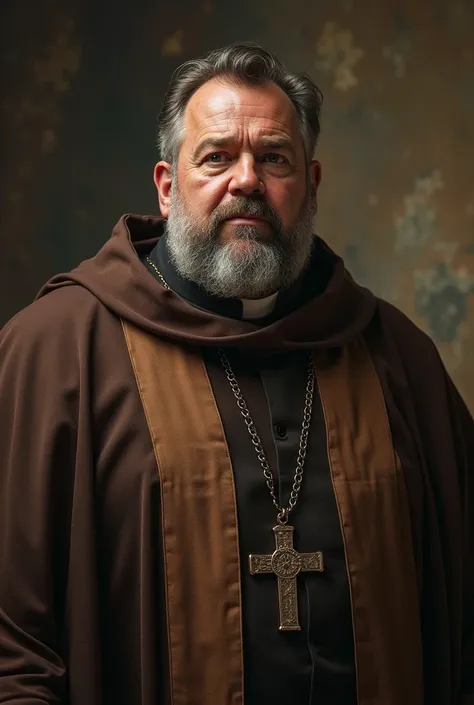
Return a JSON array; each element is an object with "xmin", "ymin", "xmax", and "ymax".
[{"xmin": 37, "ymin": 213, "xmax": 377, "ymax": 351}]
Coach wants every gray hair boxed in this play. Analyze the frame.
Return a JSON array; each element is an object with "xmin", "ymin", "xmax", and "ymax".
[{"xmin": 157, "ymin": 43, "xmax": 323, "ymax": 165}]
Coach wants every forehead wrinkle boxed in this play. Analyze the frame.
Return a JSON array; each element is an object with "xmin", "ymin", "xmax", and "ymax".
[
  {"xmin": 185, "ymin": 110, "xmax": 295, "ymax": 131},
  {"xmin": 204, "ymin": 98, "xmax": 293, "ymax": 118},
  {"xmin": 191, "ymin": 106, "xmax": 297, "ymax": 133},
  {"xmin": 196, "ymin": 120, "xmax": 292, "ymax": 137},
  {"xmin": 192, "ymin": 119, "xmax": 295, "ymax": 147}
]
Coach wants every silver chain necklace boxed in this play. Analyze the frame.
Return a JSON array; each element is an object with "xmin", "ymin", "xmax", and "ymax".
[
  {"xmin": 146, "ymin": 254, "xmax": 324, "ymax": 631},
  {"xmin": 218, "ymin": 348, "xmax": 314, "ymax": 525}
]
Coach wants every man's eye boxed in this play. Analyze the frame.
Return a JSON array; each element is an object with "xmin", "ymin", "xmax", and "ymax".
[
  {"xmin": 205, "ymin": 153, "xmax": 229, "ymax": 163},
  {"xmin": 262, "ymin": 153, "xmax": 287, "ymax": 164}
]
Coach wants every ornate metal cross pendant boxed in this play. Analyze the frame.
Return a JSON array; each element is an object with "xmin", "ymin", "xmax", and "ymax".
[{"xmin": 249, "ymin": 524, "xmax": 324, "ymax": 631}]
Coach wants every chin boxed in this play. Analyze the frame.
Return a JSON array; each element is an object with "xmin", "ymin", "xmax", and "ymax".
[
  {"xmin": 220, "ymin": 222, "xmax": 274, "ymax": 245},
  {"xmin": 228, "ymin": 239, "xmax": 264, "ymax": 257}
]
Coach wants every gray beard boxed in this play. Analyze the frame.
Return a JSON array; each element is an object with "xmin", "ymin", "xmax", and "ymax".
[{"xmin": 165, "ymin": 187, "xmax": 316, "ymax": 300}]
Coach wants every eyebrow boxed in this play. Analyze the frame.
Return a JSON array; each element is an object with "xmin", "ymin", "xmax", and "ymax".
[
  {"xmin": 192, "ymin": 135, "xmax": 295, "ymax": 161},
  {"xmin": 259, "ymin": 136, "xmax": 294, "ymax": 151},
  {"xmin": 192, "ymin": 137, "xmax": 231, "ymax": 162}
]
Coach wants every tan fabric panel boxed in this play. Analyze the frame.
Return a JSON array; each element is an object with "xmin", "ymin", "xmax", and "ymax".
[
  {"xmin": 316, "ymin": 339, "xmax": 424, "ymax": 705},
  {"xmin": 122, "ymin": 320, "xmax": 244, "ymax": 705}
]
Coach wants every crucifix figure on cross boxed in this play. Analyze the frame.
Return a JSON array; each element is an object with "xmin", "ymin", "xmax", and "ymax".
[{"xmin": 249, "ymin": 524, "xmax": 324, "ymax": 631}]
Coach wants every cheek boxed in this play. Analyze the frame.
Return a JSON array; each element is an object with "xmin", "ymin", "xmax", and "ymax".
[
  {"xmin": 177, "ymin": 173, "xmax": 228, "ymax": 218},
  {"xmin": 267, "ymin": 181, "xmax": 306, "ymax": 226},
  {"xmin": 201, "ymin": 180, "xmax": 229, "ymax": 214}
]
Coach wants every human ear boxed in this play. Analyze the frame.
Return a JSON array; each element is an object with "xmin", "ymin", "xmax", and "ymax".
[
  {"xmin": 153, "ymin": 161, "xmax": 173, "ymax": 217},
  {"xmin": 309, "ymin": 160, "xmax": 322, "ymax": 198}
]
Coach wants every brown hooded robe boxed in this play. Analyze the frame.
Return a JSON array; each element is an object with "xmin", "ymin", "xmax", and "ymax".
[{"xmin": 0, "ymin": 214, "xmax": 473, "ymax": 705}]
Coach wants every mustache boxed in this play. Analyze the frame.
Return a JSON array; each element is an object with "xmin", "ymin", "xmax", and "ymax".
[{"xmin": 210, "ymin": 197, "xmax": 283, "ymax": 232}]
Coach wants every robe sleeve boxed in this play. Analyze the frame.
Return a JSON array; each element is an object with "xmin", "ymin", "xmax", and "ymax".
[
  {"xmin": 0, "ymin": 305, "xmax": 78, "ymax": 703},
  {"xmin": 378, "ymin": 302, "xmax": 474, "ymax": 703},
  {"xmin": 449, "ymin": 380, "xmax": 474, "ymax": 704}
]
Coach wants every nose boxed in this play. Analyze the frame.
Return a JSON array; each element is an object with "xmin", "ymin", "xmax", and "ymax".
[{"xmin": 228, "ymin": 155, "xmax": 265, "ymax": 197}]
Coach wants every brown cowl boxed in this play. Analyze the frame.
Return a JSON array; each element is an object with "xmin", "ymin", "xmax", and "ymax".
[{"xmin": 37, "ymin": 213, "xmax": 377, "ymax": 350}]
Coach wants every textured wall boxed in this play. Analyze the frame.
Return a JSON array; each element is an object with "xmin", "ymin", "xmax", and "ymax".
[{"xmin": 1, "ymin": 0, "xmax": 473, "ymax": 410}]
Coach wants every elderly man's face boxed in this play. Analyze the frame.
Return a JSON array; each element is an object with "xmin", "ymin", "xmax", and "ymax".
[{"xmin": 154, "ymin": 78, "xmax": 322, "ymax": 299}]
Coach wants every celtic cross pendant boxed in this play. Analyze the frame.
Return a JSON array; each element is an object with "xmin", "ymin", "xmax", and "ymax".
[{"xmin": 249, "ymin": 524, "xmax": 324, "ymax": 631}]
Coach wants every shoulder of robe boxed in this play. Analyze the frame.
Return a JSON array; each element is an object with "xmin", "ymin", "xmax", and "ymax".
[
  {"xmin": 375, "ymin": 298, "xmax": 444, "ymax": 370},
  {"xmin": 0, "ymin": 285, "xmax": 115, "ymax": 377}
]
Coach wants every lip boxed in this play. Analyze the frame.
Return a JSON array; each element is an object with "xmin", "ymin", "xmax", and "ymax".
[{"xmin": 226, "ymin": 216, "xmax": 268, "ymax": 224}]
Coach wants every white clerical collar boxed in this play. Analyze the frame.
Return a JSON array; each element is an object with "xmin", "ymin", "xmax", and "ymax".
[{"xmin": 240, "ymin": 292, "xmax": 279, "ymax": 320}]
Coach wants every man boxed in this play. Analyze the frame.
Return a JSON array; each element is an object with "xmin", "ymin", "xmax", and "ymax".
[{"xmin": 0, "ymin": 43, "xmax": 473, "ymax": 705}]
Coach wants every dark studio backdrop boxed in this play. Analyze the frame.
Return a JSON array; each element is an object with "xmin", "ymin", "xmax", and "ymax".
[{"xmin": 1, "ymin": 0, "xmax": 473, "ymax": 411}]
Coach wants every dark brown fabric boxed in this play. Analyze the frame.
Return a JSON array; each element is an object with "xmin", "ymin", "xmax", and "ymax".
[
  {"xmin": 122, "ymin": 320, "xmax": 244, "ymax": 705},
  {"xmin": 317, "ymin": 339, "xmax": 423, "ymax": 704},
  {"xmin": 0, "ymin": 288, "xmax": 170, "ymax": 705},
  {"xmin": 366, "ymin": 307, "xmax": 474, "ymax": 705},
  {"xmin": 0, "ymin": 213, "xmax": 472, "ymax": 704}
]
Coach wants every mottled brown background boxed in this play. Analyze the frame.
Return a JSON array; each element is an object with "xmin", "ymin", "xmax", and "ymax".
[{"xmin": 1, "ymin": 0, "xmax": 473, "ymax": 410}]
